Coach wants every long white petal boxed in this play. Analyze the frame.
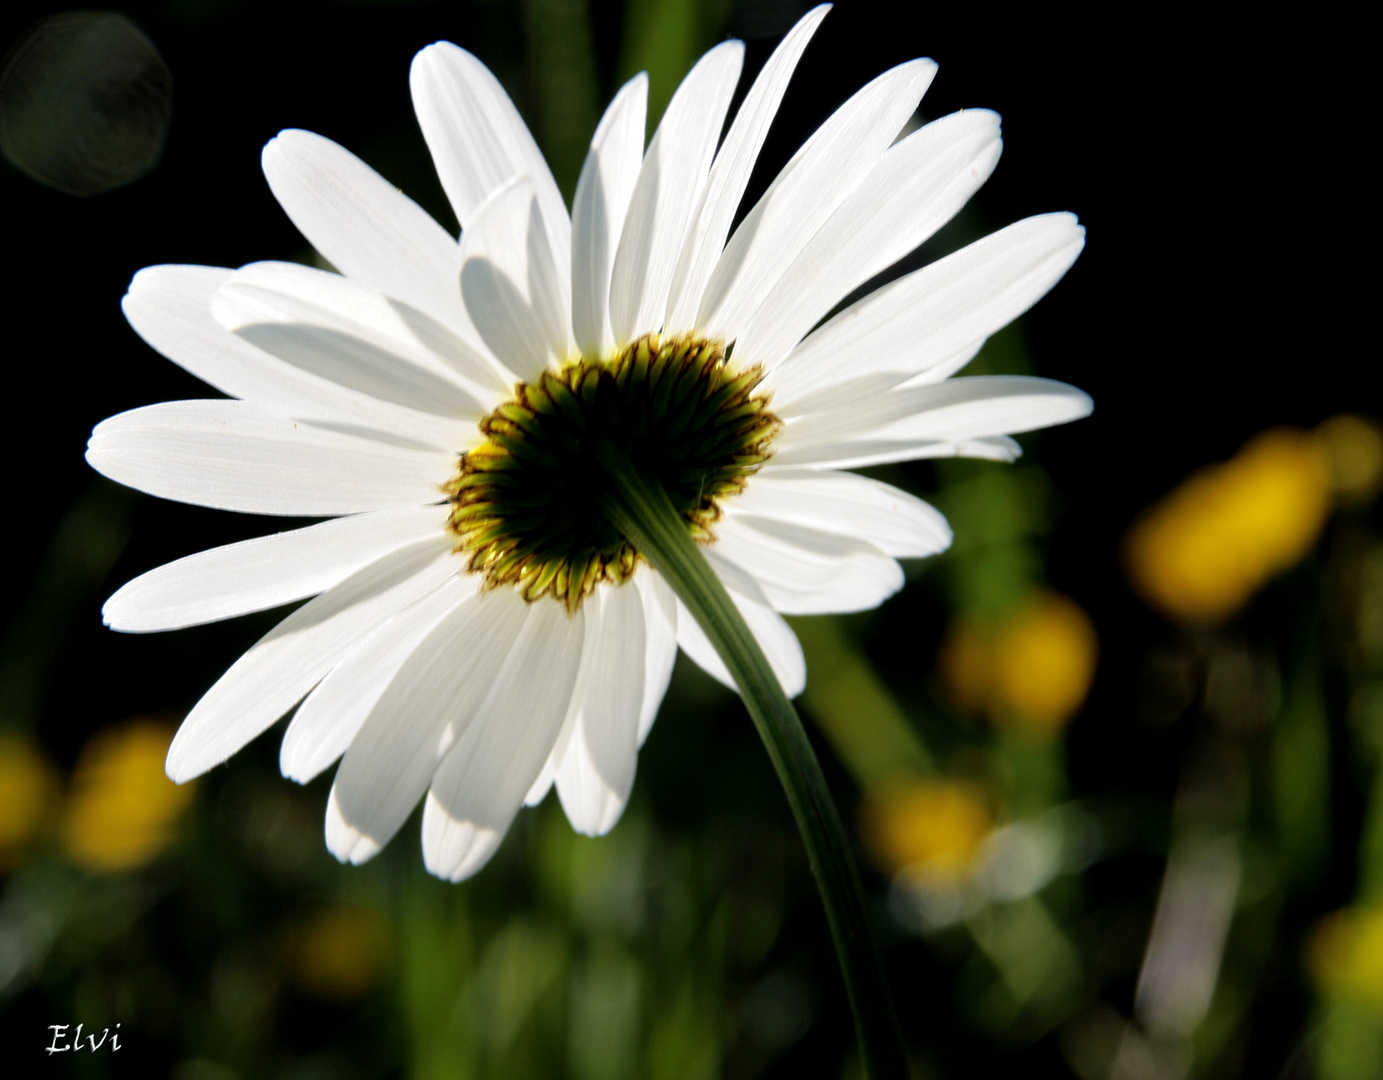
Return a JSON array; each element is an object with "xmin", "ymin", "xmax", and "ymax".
[
  {"xmin": 212, "ymin": 307, "xmax": 485, "ymax": 440},
  {"xmin": 325, "ymin": 587, "xmax": 531, "ymax": 864},
  {"xmin": 675, "ymin": 597, "xmax": 734, "ymax": 690},
  {"xmin": 556, "ymin": 582, "xmax": 646, "ymax": 836},
  {"xmin": 609, "ymin": 41, "xmax": 744, "ymax": 345},
  {"xmin": 122, "ymin": 265, "xmax": 468, "ymax": 437},
  {"xmin": 772, "ymin": 346, "xmax": 983, "ymax": 424},
  {"xmin": 777, "ymin": 375, "xmax": 1093, "ymax": 451},
  {"xmin": 728, "ymin": 467, "xmax": 951, "ymax": 559},
  {"xmin": 105, "ymin": 505, "xmax": 450, "ymax": 633},
  {"xmin": 664, "ymin": 6, "xmax": 828, "ymax": 329},
  {"xmin": 422, "ymin": 599, "xmax": 586, "ymax": 881},
  {"xmin": 87, "ymin": 400, "xmax": 454, "ymax": 516},
  {"xmin": 898, "ymin": 341, "xmax": 989, "ymax": 388},
  {"xmin": 676, "ymin": 553, "xmax": 806, "ymax": 696},
  {"xmin": 260, "ymin": 130, "xmax": 473, "ymax": 337},
  {"xmin": 409, "ymin": 40, "xmax": 571, "ymax": 280},
  {"xmin": 571, "ymin": 74, "xmax": 648, "ymax": 359},
  {"xmin": 165, "ymin": 536, "xmax": 461, "ymax": 782},
  {"xmin": 723, "ymin": 588, "xmax": 807, "ymax": 699},
  {"xmin": 280, "ymin": 573, "xmax": 476, "ymax": 783},
  {"xmin": 698, "ymin": 58, "xmax": 936, "ymax": 339},
  {"xmin": 770, "ymin": 435, "xmax": 1024, "ymax": 470},
  {"xmin": 635, "ymin": 571, "xmax": 677, "ymax": 746},
  {"xmin": 216, "ymin": 260, "xmax": 509, "ymax": 406},
  {"xmin": 766, "ymin": 214, "xmax": 1086, "ymax": 406},
  {"xmin": 733, "ymin": 109, "xmax": 1003, "ymax": 368},
  {"xmin": 459, "ymin": 177, "xmax": 572, "ymax": 383},
  {"xmin": 712, "ymin": 515, "xmax": 902, "ymax": 614},
  {"xmin": 529, "ymin": 569, "xmax": 673, "ymax": 809}
]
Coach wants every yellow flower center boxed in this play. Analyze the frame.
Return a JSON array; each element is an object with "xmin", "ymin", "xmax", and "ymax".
[{"xmin": 447, "ymin": 333, "xmax": 780, "ymax": 611}]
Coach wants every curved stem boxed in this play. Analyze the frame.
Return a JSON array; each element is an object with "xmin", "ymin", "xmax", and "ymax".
[{"xmin": 597, "ymin": 450, "xmax": 908, "ymax": 1080}]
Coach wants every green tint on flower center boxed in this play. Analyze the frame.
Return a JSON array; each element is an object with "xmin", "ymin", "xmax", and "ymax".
[{"xmin": 446, "ymin": 333, "xmax": 780, "ymax": 611}]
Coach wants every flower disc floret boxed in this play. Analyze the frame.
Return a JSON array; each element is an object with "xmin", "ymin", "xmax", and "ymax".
[{"xmin": 446, "ymin": 333, "xmax": 780, "ymax": 611}]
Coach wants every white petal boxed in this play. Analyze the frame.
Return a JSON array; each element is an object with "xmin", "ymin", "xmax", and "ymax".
[
  {"xmin": 698, "ymin": 58, "xmax": 937, "ymax": 339},
  {"xmin": 733, "ymin": 109, "xmax": 1003, "ymax": 368},
  {"xmin": 712, "ymin": 514, "xmax": 903, "ymax": 614},
  {"xmin": 728, "ymin": 467, "xmax": 951, "ymax": 558},
  {"xmin": 410, "ymin": 41, "xmax": 572, "ymax": 278},
  {"xmin": 422, "ymin": 599, "xmax": 586, "ymax": 881},
  {"xmin": 898, "ymin": 341, "xmax": 988, "ymax": 388},
  {"xmin": 635, "ymin": 570, "xmax": 678, "ymax": 746},
  {"xmin": 609, "ymin": 41, "xmax": 744, "ymax": 345},
  {"xmin": 777, "ymin": 375, "xmax": 1094, "ymax": 453},
  {"xmin": 217, "ymin": 259, "xmax": 509, "ymax": 407},
  {"xmin": 280, "ymin": 573, "xmax": 476, "ymax": 783},
  {"xmin": 720, "ymin": 590, "xmax": 806, "ymax": 700},
  {"xmin": 165, "ymin": 536, "xmax": 461, "ymax": 782},
  {"xmin": 770, "ymin": 434, "xmax": 1024, "ymax": 470},
  {"xmin": 765, "ymin": 214, "xmax": 1086, "ymax": 406},
  {"xmin": 675, "ymin": 597, "xmax": 734, "ymax": 690},
  {"xmin": 556, "ymin": 582, "xmax": 646, "ymax": 836},
  {"xmin": 459, "ymin": 177, "xmax": 572, "ymax": 383},
  {"xmin": 87, "ymin": 400, "xmax": 455, "ymax": 516},
  {"xmin": 663, "ymin": 6, "xmax": 828, "ymax": 330},
  {"xmin": 122, "ymin": 265, "xmax": 468, "ymax": 438},
  {"xmin": 260, "ymin": 130, "xmax": 473, "ymax": 337},
  {"xmin": 212, "ymin": 289, "xmax": 484, "ymax": 441},
  {"xmin": 525, "ymin": 570, "xmax": 674, "ymax": 808},
  {"xmin": 771, "ymin": 345, "xmax": 984, "ymax": 425},
  {"xmin": 571, "ymin": 74, "xmax": 648, "ymax": 359},
  {"xmin": 105, "ymin": 505, "xmax": 450, "ymax": 633},
  {"xmin": 523, "ymin": 761, "xmax": 558, "ymax": 808},
  {"xmin": 325, "ymin": 587, "xmax": 531, "ymax": 865},
  {"xmin": 676, "ymin": 552, "xmax": 806, "ymax": 697}
]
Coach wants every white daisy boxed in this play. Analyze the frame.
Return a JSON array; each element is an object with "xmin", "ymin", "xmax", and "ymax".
[{"xmin": 87, "ymin": 6, "xmax": 1091, "ymax": 882}]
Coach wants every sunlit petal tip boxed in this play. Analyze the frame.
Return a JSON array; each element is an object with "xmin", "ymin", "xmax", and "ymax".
[
  {"xmin": 325, "ymin": 786, "xmax": 385, "ymax": 866},
  {"xmin": 421, "ymin": 794, "xmax": 507, "ymax": 882}
]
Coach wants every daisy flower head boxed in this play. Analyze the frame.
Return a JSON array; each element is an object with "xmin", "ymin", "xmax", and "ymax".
[{"xmin": 87, "ymin": 5, "xmax": 1091, "ymax": 883}]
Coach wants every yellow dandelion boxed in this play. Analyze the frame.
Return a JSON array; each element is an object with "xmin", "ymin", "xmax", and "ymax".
[
  {"xmin": 1125, "ymin": 427, "xmax": 1332, "ymax": 623},
  {"xmin": 939, "ymin": 591, "xmax": 1098, "ymax": 739},
  {"xmin": 860, "ymin": 779, "xmax": 994, "ymax": 884},
  {"xmin": 64, "ymin": 720, "xmax": 195, "ymax": 872}
]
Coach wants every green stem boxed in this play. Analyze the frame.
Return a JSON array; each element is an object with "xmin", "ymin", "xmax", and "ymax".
[{"xmin": 597, "ymin": 450, "xmax": 908, "ymax": 1080}]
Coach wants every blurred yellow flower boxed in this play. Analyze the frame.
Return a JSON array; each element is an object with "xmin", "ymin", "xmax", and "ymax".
[
  {"xmin": 291, "ymin": 905, "xmax": 392, "ymax": 1000},
  {"xmin": 939, "ymin": 591, "xmax": 1098, "ymax": 738},
  {"xmin": 860, "ymin": 779, "xmax": 994, "ymax": 884},
  {"xmin": 1309, "ymin": 904, "xmax": 1383, "ymax": 1010},
  {"xmin": 1125, "ymin": 427, "xmax": 1332, "ymax": 623},
  {"xmin": 0, "ymin": 734, "xmax": 60, "ymax": 871},
  {"xmin": 1316, "ymin": 414, "xmax": 1383, "ymax": 505},
  {"xmin": 64, "ymin": 720, "xmax": 194, "ymax": 872}
]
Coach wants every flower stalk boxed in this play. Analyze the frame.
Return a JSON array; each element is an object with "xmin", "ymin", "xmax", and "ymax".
[{"xmin": 596, "ymin": 447, "xmax": 909, "ymax": 1080}]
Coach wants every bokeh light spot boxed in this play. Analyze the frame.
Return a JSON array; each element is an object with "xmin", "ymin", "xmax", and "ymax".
[
  {"xmin": 0, "ymin": 11, "xmax": 172, "ymax": 196},
  {"xmin": 1316, "ymin": 414, "xmax": 1383, "ymax": 505},
  {"xmin": 291, "ymin": 905, "xmax": 392, "ymax": 1001},
  {"xmin": 1310, "ymin": 905, "xmax": 1383, "ymax": 1011}
]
